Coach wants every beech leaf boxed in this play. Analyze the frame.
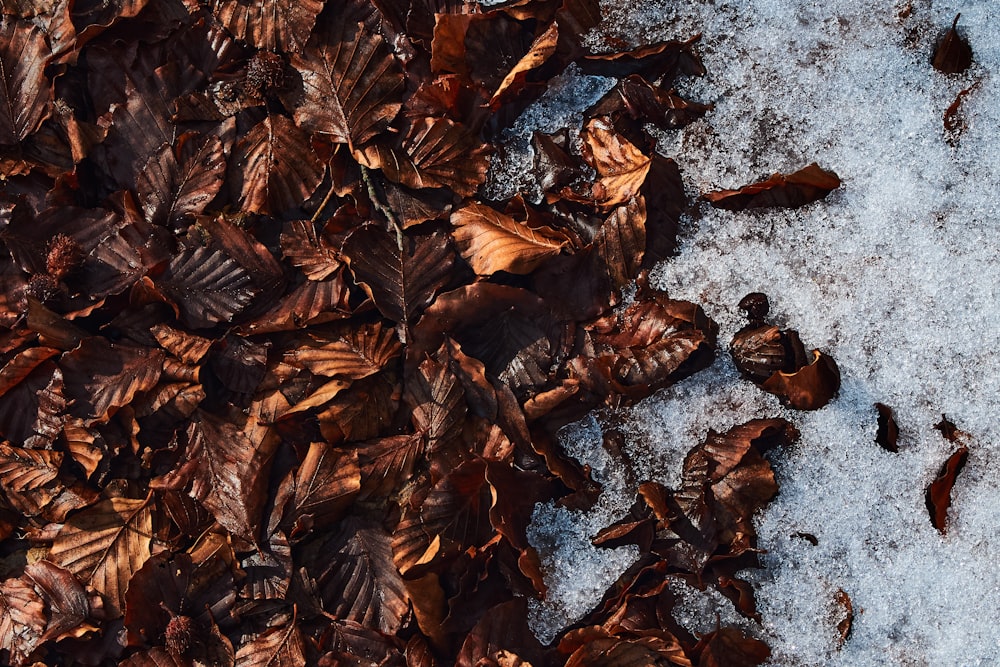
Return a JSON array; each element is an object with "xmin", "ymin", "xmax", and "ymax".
[
  {"xmin": 212, "ymin": 0, "xmax": 322, "ymax": 53},
  {"xmin": 703, "ymin": 163, "xmax": 841, "ymax": 210},
  {"xmin": 927, "ymin": 445, "xmax": 969, "ymax": 534},
  {"xmin": 451, "ymin": 201, "xmax": 570, "ymax": 276},
  {"xmin": 0, "ymin": 19, "xmax": 52, "ymax": 144}
]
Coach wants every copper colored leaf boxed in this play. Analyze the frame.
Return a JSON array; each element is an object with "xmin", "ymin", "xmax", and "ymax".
[
  {"xmin": 357, "ymin": 116, "xmax": 491, "ymax": 196},
  {"xmin": 875, "ymin": 402, "xmax": 899, "ymax": 453},
  {"xmin": 150, "ymin": 324, "xmax": 213, "ymax": 365},
  {"xmin": 0, "ymin": 19, "xmax": 52, "ymax": 144},
  {"xmin": 49, "ymin": 495, "xmax": 153, "ymax": 616},
  {"xmin": 185, "ymin": 412, "xmax": 278, "ymax": 543},
  {"xmin": 0, "ymin": 576, "xmax": 45, "ymax": 666},
  {"xmin": 61, "ymin": 338, "xmax": 164, "ymax": 423},
  {"xmin": 289, "ymin": 20, "xmax": 404, "ymax": 147},
  {"xmin": 933, "ymin": 14, "xmax": 972, "ymax": 74},
  {"xmin": 235, "ymin": 615, "xmax": 306, "ymax": 667},
  {"xmin": 23, "ymin": 560, "xmax": 93, "ymax": 643},
  {"xmin": 280, "ymin": 220, "xmax": 341, "ymax": 281},
  {"xmin": 280, "ymin": 442, "xmax": 360, "ymax": 537},
  {"xmin": 405, "ymin": 354, "xmax": 466, "ymax": 452},
  {"xmin": 927, "ymin": 445, "xmax": 969, "ymax": 533},
  {"xmin": 704, "ymin": 163, "xmax": 841, "ymax": 211},
  {"xmin": 137, "ymin": 133, "xmax": 226, "ymax": 226},
  {"xmin": 0, "ymin": 443, "xmax": 62, "ymax": 513},
  {"xmin": 315, "ymin": 517, "xmax": 410, "ymax": 634},
  {"xmin": 356, "ymin": 433, "xmax": 423, "ymax": 500},
  {"xmin": 239, "ymin": 276, "xmax": 352, "ymax": 334},
  {"xmin": 146, "ymin": 247, "xmax": 258, "ymax": 329},
  {"xmin": 420, "ymin": 458, "xmax": 494, "ymax": 553},
  {"xmin": 212, "ymin": 0, "xmax": 322, "ymax": 52},
  {"xmin": 489, "ymin": 20, "xmax": 559, "ymax": 108},
  {"xmin": 456, "ymin": 599, "xmax": 544, "ymax": 667},
  {"xmin": 760, "ymin": 349, "xmax": 841, "ymax": 410},
  {"xmin": 317, "ymin": 370, "xmax": 400, "ymax": 444},
  {"xmin": 231, "ymin": 115, "xmax": 324, "ymax": 216},
  {"xmin": 572, "ymin": 116, "xmax": 651, "ymax": 210},
  {"xmin": 341, "ymin": 226, "xmax": 454, "ymax": 342},
  {"xmin": 285, "ymin": 322, "xmax": 401, "ymax": 380},
  {"xmin": 835, "ymin": 588, "xmax": 853, "ymax": 645},
  {"xmin": 451, "ymin": 201, "xmax": 570, "ymax": 276}
]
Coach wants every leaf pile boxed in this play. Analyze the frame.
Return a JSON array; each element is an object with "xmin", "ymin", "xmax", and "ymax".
[{"xmin": 0, "ymin": 0, "xmax": 842, "ymax": 665}]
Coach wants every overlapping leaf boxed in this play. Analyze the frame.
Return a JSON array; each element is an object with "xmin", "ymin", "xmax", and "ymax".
[
  {"xmin": 451, "ymin": 201, "xmax": 570, "ymax": 276},
  {"xmin": 212, "ymin": 0, "xmax": 322, "ymax": 53},
  {"xmin": 0, "ymin": 19, "xmax": 52, "ymax": 145}
]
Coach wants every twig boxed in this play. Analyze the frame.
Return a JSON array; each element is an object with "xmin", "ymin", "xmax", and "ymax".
[{"xmin": 360, "ymin": 164, "xmax": 404, "ymax": 252}]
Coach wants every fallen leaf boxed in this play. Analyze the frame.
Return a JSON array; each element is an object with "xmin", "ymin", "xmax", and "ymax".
[
  {"xmin": 875, "ymin": 403, "xmax": 899, "ymax": 452},
  {"xmin": 933, "ymin": 14, "xmax": 972, "ymax": 74},
  {"xmin": 704, "ymin": 163, "xmax": 841, "ymax": 210},
  {"xmin": 926, "ymin": 444, "xmax": 969, "ymax": 533}
]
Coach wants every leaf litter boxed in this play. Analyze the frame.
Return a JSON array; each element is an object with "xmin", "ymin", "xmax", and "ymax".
[{"xmin": 0, "ymin": 0, "xmax": 985, "ymax": 665}]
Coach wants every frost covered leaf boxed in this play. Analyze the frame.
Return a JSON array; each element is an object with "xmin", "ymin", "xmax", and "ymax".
[
  {"xmin": 289, "ymin": 20, "xmax": 404, "ymax": 147},
  {"xmin": 0, "ymin": 19, "xmax": 52, "ymax": 144},
  {"xmin": 875, "ymin": 402, "xmax": 899, "ymax": 453},
  {"xmin": 49, "ymin": 495, "xmax": 153, "ymax": 616},
  {"xmin": 341, "ymin": 225, "xmax": 454, "ymax": 342},
  {"xmin": 933, "ymin": 14, "xmax": 972, "ymax": 74},
  {"xmin": 212, "ymin": 0, "xmax": 322, "ymax": 52},
  {"xmin": 357, "ymin": 116, "xmax": 491, "ymax": 196},
  {"xmin": 231, "ymin": 114, "xmax": 324, "ymax": 216},
  {"xmin": 0, "ymin": 576, "xmax": 45, "ymax": 666},
  {"xmin": 926, "ymin": 444, "xmax": 969, "ymax": 534},
  {"xmin": 703, "ymin": 163, "xmax": 841, "ymax": 210},
  {"xmin": 451, "ymin": 201, "xmax": 569, "ymax": 276},
  {"xmin": 143, "ymin": 247, "xmax": 257, "ymax": 329},
  {"xmin": 137, "ymin": 133, "xmax": 225, "ymax": 226},
  {"xmin": 313, "ymin": 516, "xmax": 410, "ymax": 634}
]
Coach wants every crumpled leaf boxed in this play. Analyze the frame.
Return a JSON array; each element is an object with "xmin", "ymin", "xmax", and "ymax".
[
  {"xmin": 704, "ymin": 163, "xmax": 841, "ymax": 210},
  {"xmin": 451, "ymin": 201, "xmax": 570, "ymax": 276},
  {"xmin": 234, "ymin": 613, "xmax": 306, "ymax": 667},
  {"xmin": 289, "ymin": 20, "xmax": 404, "ymax": 147},
  {"xmin": 0, "ymin": 19, "xmax": 52, "ymax": 144},
  {"xmin": 231, "ymin": 114, "xmax": 324, "ymax": 216},
  {"xmin": 49, "ymin": 495, "xmax": 153, "ymax": 616},
  {"xmin": 212, "ymin": 0, "xmax": 322, "ymax": 53},
  {"xmin": 927, "ymin": 442, "xmax": 969, "ymax": 534},
  {"xmin": 760, "ymin": 349, "xmax": 841, "ymax": 411},
  {"xmin": 24, "ymin": 560, "xmax": 95, "ymax": 643},
  {"xmin": 0, "ymin": 576, "xmax": 46, "ymax": 666},
  {"xmin": 568, "ymin": 116, "xmax": 651, "ymax": 210},
  {"xmin": 489, "ymin": 20, "xmax": 559, "ymax": 109},
  {"xmin": 834, "ymin": 588, "xmax": 853, "ymax": 646},
  {"xmin": 933, "ymin": 14, "xmax": 972, "ymax": 74}
]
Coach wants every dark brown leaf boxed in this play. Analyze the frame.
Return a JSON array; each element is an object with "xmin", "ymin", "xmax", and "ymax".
[
  {"xmin": 695, "ymin": 627, "xmax": 770, "ymax": 667},
  {"xmin": 0, "ymin": 18, "xmax": 52, "ymax": 144},
  {"xmin": 280, "ymin": 220, "xmax": 341, "ymax": 281},
  {"xmin": 456, "ymin": 599, "xmax": 544, "ymax": 667},
  {"xmin": 24, "ymin": 560, "xmax": 94, "ymax": 643},
  {"xmin": 231, "ymin": 115, "xmax": 324, "ymax": 216},
  {"xmin": 760, "ymin": 349, "xmax": 840, "ymax": 410},
  {"xmin": 926, "ymin": 445, "xmax": 969, "ymax": 533},
  {"xmin": 834, "ymin": 588, "xmax": 853, "ymax": 645},
  {"xmin": 289, "ymin": 20, "xmax": 404, "ymax": 147},
  {"xmin": 933, "ymin": 14, "xmax": 972, "ymax": 74},
  {"xmin": 703, "ymin": 163, "xmax": 841, "ymax": 210},
  {"xmin": 284, "ymin": 322, "xmax": 402, "ymax": 380},
  {"xmin": 875, "ymin": 402, "xmax": 899, "ymax": 452},
  {"xmin": 342, "ymin": 225, "xmax": 454, "ymax": 343},
  {"xmin": 0, "ymin": 576, "xmax": 46, "ymax": 666},
  {"xmin": 212, "ymin": 0, "xmax": 322, "ymax": 52},
  {"xmin": 405, "ymin": 354, "xmax": 467, "ymax": 454},
  {"xmin": 61, "ymin": 338, "xmax": 164, "ymax": 423},
  {"xmin": 0, "ymin": 442, "xmax": 63, "ymax": 516},
  {"xmin": 357, "ymin": 116, "xmax": 491, "ymax": 197},
  {"xmin": 356, "ymin": 433, "xmax": 423, "ymax": 500},
  {"xmin": 137, "ymin": 133, "xmax": 226, "ymax": 227},
  {"xmin": 234, "ymin": 613, "xmax": 307, "ymax": 667},
  {"xmin": 278, "ymin": 442, "xmax": 360, "ymax": 538}
]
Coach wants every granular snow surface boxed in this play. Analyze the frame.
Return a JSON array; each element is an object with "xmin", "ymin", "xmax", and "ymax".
[{"xmin": 507, "ymin": 1, "xmax": 1000, "ymax": 665}]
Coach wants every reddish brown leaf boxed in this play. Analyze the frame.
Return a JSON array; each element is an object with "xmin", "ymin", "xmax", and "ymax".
[
  {"xmin": 933, "ymin": 14, "xmax": 972, "ymax": 74},
  {"xmin": 61, "ymin": 338, "xmax": 163, "ymax": 423},
  {"xmin": 234, "ymin": 614, "xmax": 307, "ymax": 667},
  {"xmin": 284, "ymin": 322, "xmax": 402, "ymax": 380},
  {"xmin": 569, "ymin": 117, "xmax": 651, "ymax": 210},
  {"xmin": 184, "ymin": 411, "xmax": 278, "ymax": 543},
  {"xmin": 356, "ymin": 433, "xmax": 423, "ymax": 500},
  {"xmin": 341, "ymin": 226, "xmax": 454, "ymax": 343},
  {"xmin": 489, "ymin": 21, "xmax": 559, "ymax": 109},
  {"xmin": 0, "ymin": 19, "xmax": 52, "ymax": 144},
  {"xmin": 704, "ymin": 163, "xmax": 841, "ymax": 210},
  {"xmin": 49, "ymin": 495, "xmax": 154, "ymax": 616},
  {"xmin": 212, "ymin": 0, "xmax": 322, "ymax": 52},
  {"xmin": 137, "ymin": 132, "xmax": 225, "ymax": 227},
  {"xmin": 231, "ymin": 115, "xmax": 324, "ymax": 216},
  {"xmin": 289, "ymin": 20, "xmax": 404, "ymax": 147},
  {"xmin": 316, "ymin": 370, "xmax": 400, "ymax": 444},
  {"xmin": 238, "ymin": 276, "xmax": 352, "ymax": 334},
  {"xmin": 943, "ymin": 81, "xmax": 980, "ymax": 141},
  {"xmin": 0, "ymin": 442, "xmax": 63, "ymax": 516},
  {"xmin": 0, "ymin": 576, "xmax": 46, "ymax": 666},
  {"xmin": 280, "ymin": 220, "xmax": 341, "ymax": 281},
  {"xmin": 313, "ymin": 516, "xmax": 410, "ymax": 634},
  {"xmin": 357, "ymin": 116, "xmax": 491, "ymax": 197},
  {"xmin": 279, "ymin": 442, "xmax": 360, "ymax": 538},
  {"xmin": 405, "ymin": 353, "xmax": 467, "ymax": 458},
  {"xmin": 927, "ymin": 445, "xmax": 969, "ymax": 533},
  {"xmin": 23, "ymin": 560, "xmax": 95, "ymax": 643},
  {"xmin": 456, "ymin": 599, "xmax": 544, "ymax": 667},
  {"xmin": 695, "ymin": 627, "xmax": 770, "ymax": 667},
  {"xmin": 875, "ymin": 402, "xmax": 899, "ymax": 453},
  {"xmin": 451, "ymin": 201, "xmax": 570, "ymax": 276},
  {"xmin": 834, "ymin": 588, "xmax": 853, "ymax": 645},
  {"xmin": 760, "ymin": 349, "xmax": 841, "ymax": 410},
  {"xmin": 589, "ymin": 74, "xmax": 712, "ymax": 130}
]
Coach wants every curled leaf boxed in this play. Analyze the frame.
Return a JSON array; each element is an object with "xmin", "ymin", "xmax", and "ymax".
[
  {"xmin": 704, "ymin": 163, "xmax": 841, "ymax": 210},
  {"xmin": 875, "ymin": 402, "xmax": 899, "ymax": 453},
  {"xmin": 933, "ymin": 14, "xmax": 972, "ymax": 74},
  {"xmin": 760, "ymin": 349, "xmax": 840, "ymax": 410},
  {"xmin": 926, "ymin": 445, "xmax": 968, "ymax": 534}
]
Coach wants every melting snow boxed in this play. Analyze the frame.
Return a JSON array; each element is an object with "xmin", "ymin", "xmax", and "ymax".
[{"xmin": 507, "ymin": 1, "xmax": 1000, "ymax": 664}]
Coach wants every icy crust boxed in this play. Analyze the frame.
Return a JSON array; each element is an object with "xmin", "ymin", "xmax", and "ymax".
[{"xmin": 519, "ymin": 0, "xmax": 1000, "ymax": 664}]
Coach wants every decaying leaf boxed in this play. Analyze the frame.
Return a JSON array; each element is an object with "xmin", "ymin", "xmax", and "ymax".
[
  {"xmin": 834, "ymin": 588, "xmax": 853, "ymax": 646},
  {"xmin": 927, "ymin": 443, "xmax": 969, "ymax": 534},
  {"xmin": 704, "ymin": 163, "xmax": 841, "ymax": 210},
  {"xmin": 933, "ymin": 14, "xmax": 972, "ymax": 74}
]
